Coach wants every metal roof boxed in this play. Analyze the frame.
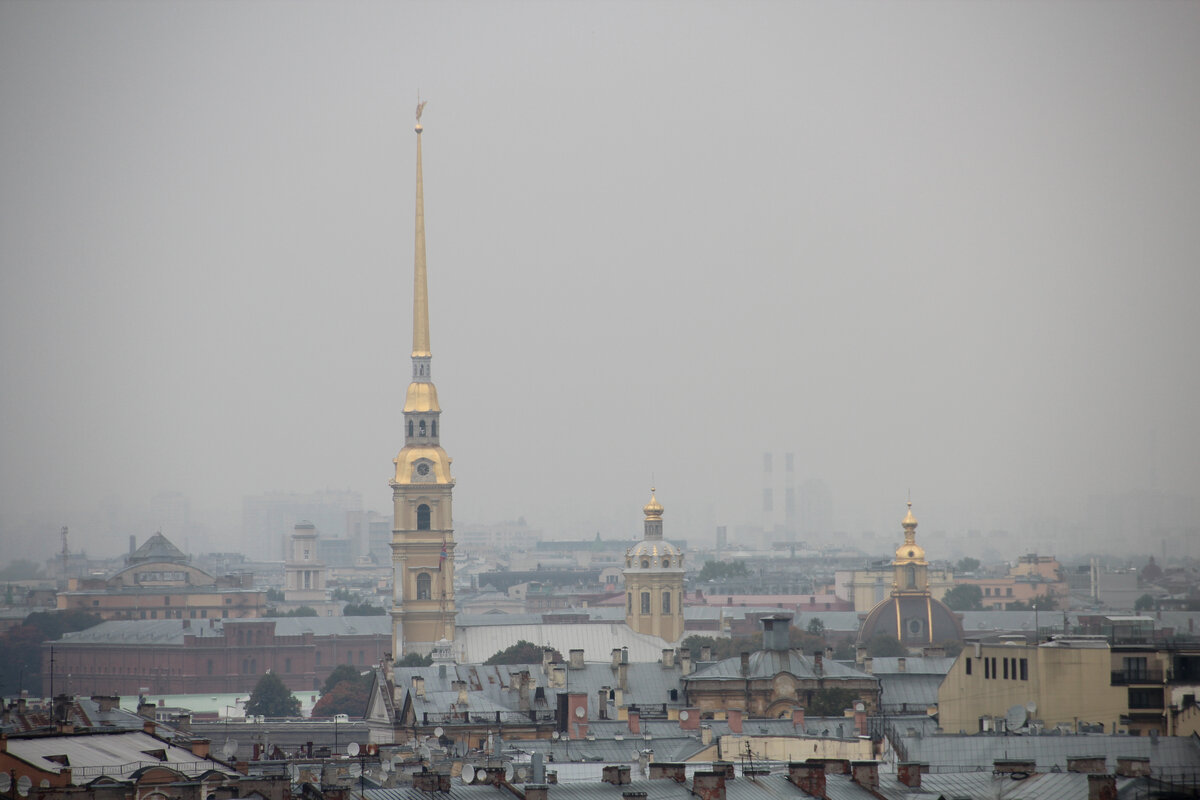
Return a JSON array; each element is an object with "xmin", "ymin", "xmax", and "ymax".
[
  {"xmin": 877, "ymin": 675, "xmax": 944, "ymax": 713},
  {"xmin": 898, "ymin": 733, "xmax": 1200, "ymax": 771},
  {"xmin": 866, "ymin": 658, "xmax": 954, "ymax": 675},
  {"xmin": 4, "ymin": 730, "xmax": 237, "ymax": 779},
  {"xmin": 684, "ymin": 651, "xmax": 872, "ymax": 683},
  {"xmin": 455, "ymin": 622, "xmax": 673, "ymax": 664}
]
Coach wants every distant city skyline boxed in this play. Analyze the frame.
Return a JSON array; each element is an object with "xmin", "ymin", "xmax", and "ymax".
[{"xmin": 3, "ymin": 2, "xmax": 1198, "ymax": 565}]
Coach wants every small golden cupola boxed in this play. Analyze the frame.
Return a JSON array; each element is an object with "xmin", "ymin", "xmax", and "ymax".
[
  {"xmin": 623, "ymin": 488, "xmax": 685, "ymax": 642},
  {"xmin": 894, "ymin": 501, "xmax": 927, "ymax": 565},
  {"xmin": 893, "ymin": 500, "xmax": 929, "ymax": 594}
]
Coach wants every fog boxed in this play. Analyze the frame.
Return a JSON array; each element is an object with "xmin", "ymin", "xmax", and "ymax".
[{"xmin": 2, "ymin": 1, "xmax": 1198, "ymax": 562}]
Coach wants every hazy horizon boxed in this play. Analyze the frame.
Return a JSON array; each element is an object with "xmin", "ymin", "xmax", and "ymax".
[{"xmin": 3, "ymin": 1, "xmax": 1198, "ymax": 564}]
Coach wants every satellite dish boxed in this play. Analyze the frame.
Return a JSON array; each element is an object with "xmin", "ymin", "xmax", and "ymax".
[
  {"xmin": 1005, "ymin": 704, "xmax": 1028, "ymax": 729},
  {"xmin": 679, "ymin": 710, "xmax": 689, "ymax": 721},
  {"xmin": 504, "ymin": 764, "xmax": 515, "ymax": 782},
  {"xmin": 516, "ymin": 767, "xmax": 528, "ymax": 781},
  {"xmin": 475, "ymin": 768, "xmax": 489, "ymax": 784},
  {"xmin": 434, "ymin": 726, "xmax": 445, "ymax": 737},
  {"xmin": 574, "ymin": 706, "xmax": 585, "ymax": 718},
  {"xmin": 1025, "ymin": 700, "xmax": 1037, "ymax": 714},
  {"xmin": 418, "ymin": 745, "xmax": 432, "ymax": 762},
  {"xmin": 855, "ymin": 702, "xmax": 865, "ymax": 712},
  {"xmin": 460, "ymin": 765, "xmax": 476, "ymax": 785},
  {"xmin": 347, "ymin": 742, "xmax": 360, "ymax": 757},
  {"xmin": 0, "ymin": 773, "xmax": 11, "ymax": 792},
  {"xmin": 551, "ymin": 731, "xmax": 560, "ymax": 740},
  {"xmin": 222, "ymin": 739, "xmax": 239, "ymax": 759},
  {"xmin": 17, "ymin": 776, "xmax": 32, "ymax": 798}
]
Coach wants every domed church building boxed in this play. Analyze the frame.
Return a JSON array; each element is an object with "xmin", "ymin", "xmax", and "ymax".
[
  {"xmin": 624, "ymin": 489, "xmax": 685, "ymax": 642},
  {"xmin": 857, "ymin": 501, "xmax": 963, "ymax": 649}
]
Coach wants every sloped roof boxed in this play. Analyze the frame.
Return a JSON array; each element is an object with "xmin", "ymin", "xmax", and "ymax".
[
  {"xmin": 683, "ymin": 651, "xmax": 873, "ymax": 683},
  {"xmin": 4, "ymin": 730, "xmax": 236, "ymax": 779},
  {"xmin": 455, "ymin": 621, "xmax": 674, "ymax": 664},
  {"xmin": 898, "ymin": 732, "xmax": 1200, "ymax": 771},
  {"xmin": 126, "ymin": 533, "xmax": 189, "ymax": 565}
]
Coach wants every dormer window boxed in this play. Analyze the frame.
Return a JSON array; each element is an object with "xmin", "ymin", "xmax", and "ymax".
[{"xmin": 641, "ymin": 560, "xmax": 649, "ymax": 569}]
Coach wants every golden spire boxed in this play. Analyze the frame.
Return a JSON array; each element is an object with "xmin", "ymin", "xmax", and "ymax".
[
  {"xmin": 902, "ymin": 500, "xmax": 918, "ymax": 542},
  {"xmin": 643, "ymin": 487, "xmax": 664, "ymax": 519},
  {"xmin": 411, "ymin": 101, "xmax": 431, "ymax": 359}
]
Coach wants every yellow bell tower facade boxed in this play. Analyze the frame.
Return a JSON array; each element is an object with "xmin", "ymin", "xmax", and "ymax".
[
  {"xmin": 390, "ymin": 104, "xmax": 456, "ymax": 658},
  {"xmin": 623, "ymin": 490, "xmax": 685, "ymax": 643}
]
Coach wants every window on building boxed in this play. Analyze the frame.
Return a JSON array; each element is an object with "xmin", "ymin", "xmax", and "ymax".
[
  {"xmin": 92, "ymin": 600, "xmax": 99, "ymax": 607},
  {"xmin": 164, "ymin": 596, "xmax": 170, "ymax": 605},
  {"xmin": 1003, "ymin": 659, "xmax": 1009, "ymax": 679},
  {"xmin": 1123, "ymin": 657, "xmax": 1149, "ymax": 681},
  {"xmin": 1006, "ymin": 587, "xmax": 1013, "ymax": 596},
  {"xmin": 1128, "ymin": 688, "xmax": 1164, "ymax": 709},
  {"xmin": 906, "ymin": 566, "xmax": 916, "ymax": 589},
  {"xmin": 201, "ymin": 610, "xmax": 207, "ymax": 619},
  {"xmin": 431, "ymin": 420, "xmax": 437, "ymax": 437},
  {"xmin": 641, "ymin": 592, "xmax": 650, "ymax": 614},
  {"xmin": 207, "ymin": 660, "xmax": 213, "ymax": 675},
  {"xmin": 408, "ymin": 420, "xmax": 414, "ymax": 437},
  {"xmin": 662, "ymin": 592, "xmax": 671, "ymax": 614},
  {"xmin": 417, "ymin": 504, "xmax": 431, "ymax": 530},
  {"xmin": 662, "ymin": 559, "xmax": 670, "ymax": 568},
  {"xmin": 627, "ymin": 593, "xmax": 632, "ymax": 612},
  {"xmin": 150, "ymin": 610, "xmax": 157, "ymax": 619},
  {"xmin": 315, "ymin": 651, "xmax": 321, "ymax": 666},
  {"xmin": 1020, "ymin": 658, "xmax": 1028, "ymax": 680},
  {"xmin": 285, "ymin": 658, "xmax": 291, "ymax": 673},
  {"xmin": 641, "ymin": 560, "xmax": 649, "ymax": 569},
  {"xmin": 417, "ymin": 572, "xmax": 432, "ymax": 600},
  {"xmin": 966, "ymin": 658, "xmax": 972, "ymax": 675},
  {"xmin": 419, "ymin": 420, "xmax": 427, "ymax": 437}
]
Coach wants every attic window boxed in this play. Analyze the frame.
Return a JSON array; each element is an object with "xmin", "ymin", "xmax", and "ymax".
[
  {"xmin": 45, "ymin": 755, "xmax": 70, "ymax": 767},
  {"xmin": 140, "ymin": 749, "xmax": 168, "ymax": 762}
]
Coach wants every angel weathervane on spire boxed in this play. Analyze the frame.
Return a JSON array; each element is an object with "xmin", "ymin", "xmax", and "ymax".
[{"xmin": 416, "ymin": 98, "xmax": 428, "ymax": 123}]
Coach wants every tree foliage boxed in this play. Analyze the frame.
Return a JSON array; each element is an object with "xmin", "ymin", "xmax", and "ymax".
[
  {"xmin": 484, "ymin": 640, "xmax": 561, "ymax": 665},
  {"xmin": 321, "ymin": 664, "xmax": 369, "ymax": 696},
  {"xmin": 396, "ymin": 652, "xmax": 433, "ymax": 667},
  {"xmin": 942, "ymin": 584, "xmax": 984, "ymax": 610},
  {"xmin": 0, "ymin": 560, "xmax": 45, "ymax": 581},
  {"xmin": 1134, "ymin": 593, "xmax": 1157, "ymax": 612},
  {"xmin": 865, "ymin": 633, "xmax": 906, "ymax": 657},
  {"xmin": 312, "ymin": 680, "xmax": 369, "ymax": 718},
  {"xmin": 954, "ymin": 557, "xmax": 981, "ymax": 574},
  {"xmin": 806, "ymin": 688, "xmax": 862, "ymax": 716},
  {"xmin": 698, "ymin": 560, "xmax": 750, "ymax": 582},
  {"xmin": 266, "ymin": 606, "xmax": 319, "ymax": 618},
  {"xmin": 342, "ymin": 603, "xmax": 386, "ymax": 616},
  {"xmin": 245, "ymin": 671, "xmax": 301, "ymax": 717}
]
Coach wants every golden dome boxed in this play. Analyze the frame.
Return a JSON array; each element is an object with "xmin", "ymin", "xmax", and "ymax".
[
  {"xmin": 643, "ymin": 488, "xmax": 664, "ymax": 519},
  {"xmin": 902, "ymin": 501, "xmax": 918, "ymax": 529},
  {"xmin": 627, "ymin": 538, "xmax": 681, "ymax": 562},
  {"xmin": 895, "ymin": 542, "xmax": 927, "ymax": 563},
  {"xmin": 404, "ymin": 382, "xmax": 441, "ymax": 413}
]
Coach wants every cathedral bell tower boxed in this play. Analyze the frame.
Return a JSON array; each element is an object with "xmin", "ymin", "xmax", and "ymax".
[
  {"xmin": 623, "ymin": 489, "xmax": 685, "ymax": 642},
  {"xmin": 390, "ymin": 103, "xmax": 456, "ymax": 658}
]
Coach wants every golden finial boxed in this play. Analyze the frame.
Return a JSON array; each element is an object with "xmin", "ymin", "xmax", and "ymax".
[{"xmin": 415, "ymin": 96, "xmax": 427, "ymax": 133}]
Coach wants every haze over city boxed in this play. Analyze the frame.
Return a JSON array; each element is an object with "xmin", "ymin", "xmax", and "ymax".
[{"xmin": 2, "ymin": 1, "xmax": 1198, "ymax": 563}]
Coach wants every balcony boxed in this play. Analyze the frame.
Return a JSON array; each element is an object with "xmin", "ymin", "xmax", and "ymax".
[{"xmin": 1111, "ymin": 669, "xmax": 1164, "ymax": 685}]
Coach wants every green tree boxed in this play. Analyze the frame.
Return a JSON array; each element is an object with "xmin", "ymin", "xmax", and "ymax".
[
  {"xmin": 0, "ymin": 610, "xmax": 103, "ymax": 694},
  {"xmin": 484, "ymin": 640, "xmax": 561, "ymax": 665},
  {"xmin": 698, "ymin": 560, "xmax": 750, "ymax": 582},
  {"xmin": 806, "ymin": 618, "xmax": 826, "ymax": 636},
  {"xmin": 0, "ymin": 560, "xmax": 45, "ymax": 581},
  {"xmin": 312, "ymin": 680, "xmax": 369, "ymax": 718},
  {"xmin": 866, "ymin": 633, "xmax": 906, "ymax": 657},
  {"xmin": 265, "ymin": 588, "xmax": 284, "ymax": 602},
  {"xmin": 342, "ymin": 603, "xmax": 386, "ymax": 616},
  {"xmin": 266, "ymin": 606, "xmax": 319, "ymax": 618},
  {"xmin": 942, "ymin": 584, "xmax": 984, "ymax": 611},
  {"xmin": 954, "ymin": 557, "xmax": 980, "ymax": 574},
  {"xmin": 245, "ymin": 671, "xmax": 300, "ymax": 717},
  {"xmin": 321, "ymin": 664, "xmax": 368, "ymax": 696},
  {"xmin": 396, "ymin": 652, "xmax": 433, "ymax": 667},
  {"xmin": 806, "ymin": 688, "xmax": 861, "ymax": 716},
  {"xmin": 1134, "ymin": 593, "xmax": 1157, "ymax": 612}
]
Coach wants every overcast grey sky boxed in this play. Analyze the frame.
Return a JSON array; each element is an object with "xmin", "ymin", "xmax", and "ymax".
[{"xmin": 2, "ymin": 1, "xmax": 1198, "ymax": 560}]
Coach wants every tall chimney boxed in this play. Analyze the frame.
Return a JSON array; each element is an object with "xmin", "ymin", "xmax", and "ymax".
[
  {"xmin": 1088, "ymin": 774, "xmax": 1117, "ymax": 800},
  {"xmin": 628, "ymin": 710, "xmax": 640, "ymax": 734},
  {"xmin": 680, "ymin": 648, "xmax": 692, "ymax": 675},
  {"xmin": 727, "ymin": 709, "xmax": 743, "ymax": 734},
  {"xmin": 850, "ymin": 761, "xmax": 879, "ymax": 789},
  {"xmin": 692, "ymin": 771, "xmax": 726, "ymax": 800},
  {"xmin": 570, "ymin": 649, "xmax": 585, "ymax": 669},
  {"xmin": 740, "ymin": 652, "xmax": 750, "ymax": 677}
]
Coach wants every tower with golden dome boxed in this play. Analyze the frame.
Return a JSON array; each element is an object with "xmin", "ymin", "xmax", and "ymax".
[
  {"xmin": 856, "ymin": 501, "xmax": 963, "ymax": 649},
  {"xmin": 623, "ymin": 489, "xmax": 685, "ymax": 642},
  {"xmin": 389, "ymin": 104, "xmax": 456, "ymax": 658}
]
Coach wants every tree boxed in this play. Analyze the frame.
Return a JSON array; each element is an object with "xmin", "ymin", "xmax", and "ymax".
[
  {"xmin": 0, "ymin": 610, "xmax": 103, "ymax": 694},
  {"xmin": 942, "ymin": 584, "xmax": 984, "ymax": 611},
  {"xmin": 484, "ymin": 640, "xmax": 561, "ymax": 665},
  {"xmin": 245, "ymin": 671, "xmax": 300, "ymax": 717},
  {"xmin": 806, "ymin": 618, "xmax": 826, "ymax": 636},
  {"xmin": 0, "ymin": 560, "xmax": 45, "ymax": 581},
  {"xmin": 266, "ymin": 606, "xmax": 319, "ymax": 618},
  {"xmin": 866, "ymin": 634, "xmax": 906, "ymax": 657},
  {"xmin": 806, "ymin": 688, "xmax": 861, "ymax": 716},
  {"xmin": 342, "ymin": 603, "xmax": 386, "ymax": 616},
  {"xmin": 1134, "ymin": 593, "xmax": 1157, "ymax": 612},
  {"xmin": 265, "ymin": 588, "xmax": 284, "ymax": 602},
  {"xmin": 312, "ymin": 680, "xmax": 369, "ymax": 718},
  {"xmin": 321, "ymin": 664, "xmax": 368, "ymax": 696},
  {"xmin": 954, "ymin": 557, "xmax": 980, "ymax": 574},
  {"xmin": 396, "ymin": 652, "xmax": 433, "ymax": 667},
  {"xmin": 698, "ymin": 560, "xmax": 750, "ymax": 582}
]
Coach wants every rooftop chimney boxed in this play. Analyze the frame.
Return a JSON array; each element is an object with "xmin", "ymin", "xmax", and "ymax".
[
  {"xmin": 543, "ymin": 648, "xmax": 556, "ymax": 673},
  {"xmin": 897, "ymin": 762, "xmax": 925, "ymax": 788},
  {"xmin": 412, "ymin": 675, "xmax": 425, "ymax": 697},
  {"xmin": 993, "ymin": 759, "xmax": 1036, "ymax": 776},
  {"xmin": 628, "ymin": 709, "xmax": 640, "ymax": 734},
  {"xmin": 740, "ymin": 652, "xmax": 750, "ymax": 677},
  {"xmin": 601, "ymin": 765, "xmax": 632, "ymax": 785},
  {"xmin": 728, "ymin": 708, "xmax": 743, "ymax": 734},
  {"xmin": 897, "ymin": 657, "xmax": 907, "ymax": 673},
  {"xmin": 662, "ymin": 649, "xmax": 675, "ymax": 668},
  {"xmin": 679, "ymin": 708, "xmax": 700, "ymax": 731},
  {"xmin": 692, "ymin": 771, "xmax": 726, "ymax": 800},
  {"xmin": 1068, "ymin": 756, "xmax": 1107, "ymax": 774},
  {"xmin": 649, "ymin": 763, "xmax": 686, "ymax": 782},
  {"xmin": 761, "ymin": 614, "xmax": 793, "ymax": 651},
  {"xmin": 1115, "ymin": 757, "xmax": 1151, "ymax": 778},
  {"xmin": 813, "ymin": 651, "xmax": 823, "ymax": 676},
  {"xmin": 680, "ymin": 647, "xmax": 692, "ymax": 675},
  {"xmin": 786, "ymin": 761, "xmax": 825, "ymax": 797},
  {"xmin": 850, "ymin": 761, "xmax": 879, "ymax": 789},
  {"xmin": 570, "ymin": 649, "xmax": 585, "ymax": 669},
  {"xmin": 611, "ymin": 648, "xmax": 622, "ymax": 669},
  {"xmin": 700, "ymin": 645, "xmax": 713, "ymax": 662},
  {"xmin": 525, "ymin": 785, "xmax": 549, "ymax": 800},
  {"xmin": 791, "ymin": 707, "xmax": 805, "ymax": 728},
  {"xmin": 190, "ymin": 738, "xmax": 211, "ymax": 759},
  {"xmin": 1088, "ymin": 774, "xmax": 1117, "ymax": 800}
]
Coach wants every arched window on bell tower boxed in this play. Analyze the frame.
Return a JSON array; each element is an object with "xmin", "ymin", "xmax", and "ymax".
[
  {"xmin": 907, "ymin": 565, "xmax": 916, "ymax": 589},
  {"xmin": 417, "ymin": 504, "xmax": 431, "ymax": 531},
  {"xmin": 419, "ymin": 420, "xmax": 427, "ymax": 437},
  {"xmin": 408, "ymin": 420, "xmax": 414, "ymax": 438},
  {"xmin": 417, "ymin": 572, "xmax": 431, "ymax": 600}
]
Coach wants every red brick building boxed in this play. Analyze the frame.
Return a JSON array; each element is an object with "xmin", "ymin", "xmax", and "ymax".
[{"xmin": 43, "ymin": 616, "xmax": 390, "ymax": 696}]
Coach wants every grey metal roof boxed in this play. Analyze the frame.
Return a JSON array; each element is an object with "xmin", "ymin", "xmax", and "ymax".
[
  {"xmin": 684, "ymin": 651, "xmax": 873, "ymax": 683},
  {"xmin": 57, "ymin": 619, "xmax": 227, "ymax": 645},
  {"xmin": 456, "ymin": 622, "xmax": 674, "ymax": 664},
  {"xmin": 866, "ymin": 658, "xmax": 954, "ymax": 675},
  {"xmin": 882, "ymin": 771, "xmax": 1136, "ymax": 800},
  {"xmin": 262, "ymin": 616, "xmax": 391, "ymax": 637},
  {"xmin": 876, "ymin": 675, "xmax": 944, "ymax": 713},
  {"xmin": 897, "ymin": 733, "xmax": 1200, "ymax": 771},
  {"xmin": 4, "ymin": 730, "xmax": 237, "ymax": 779}
]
